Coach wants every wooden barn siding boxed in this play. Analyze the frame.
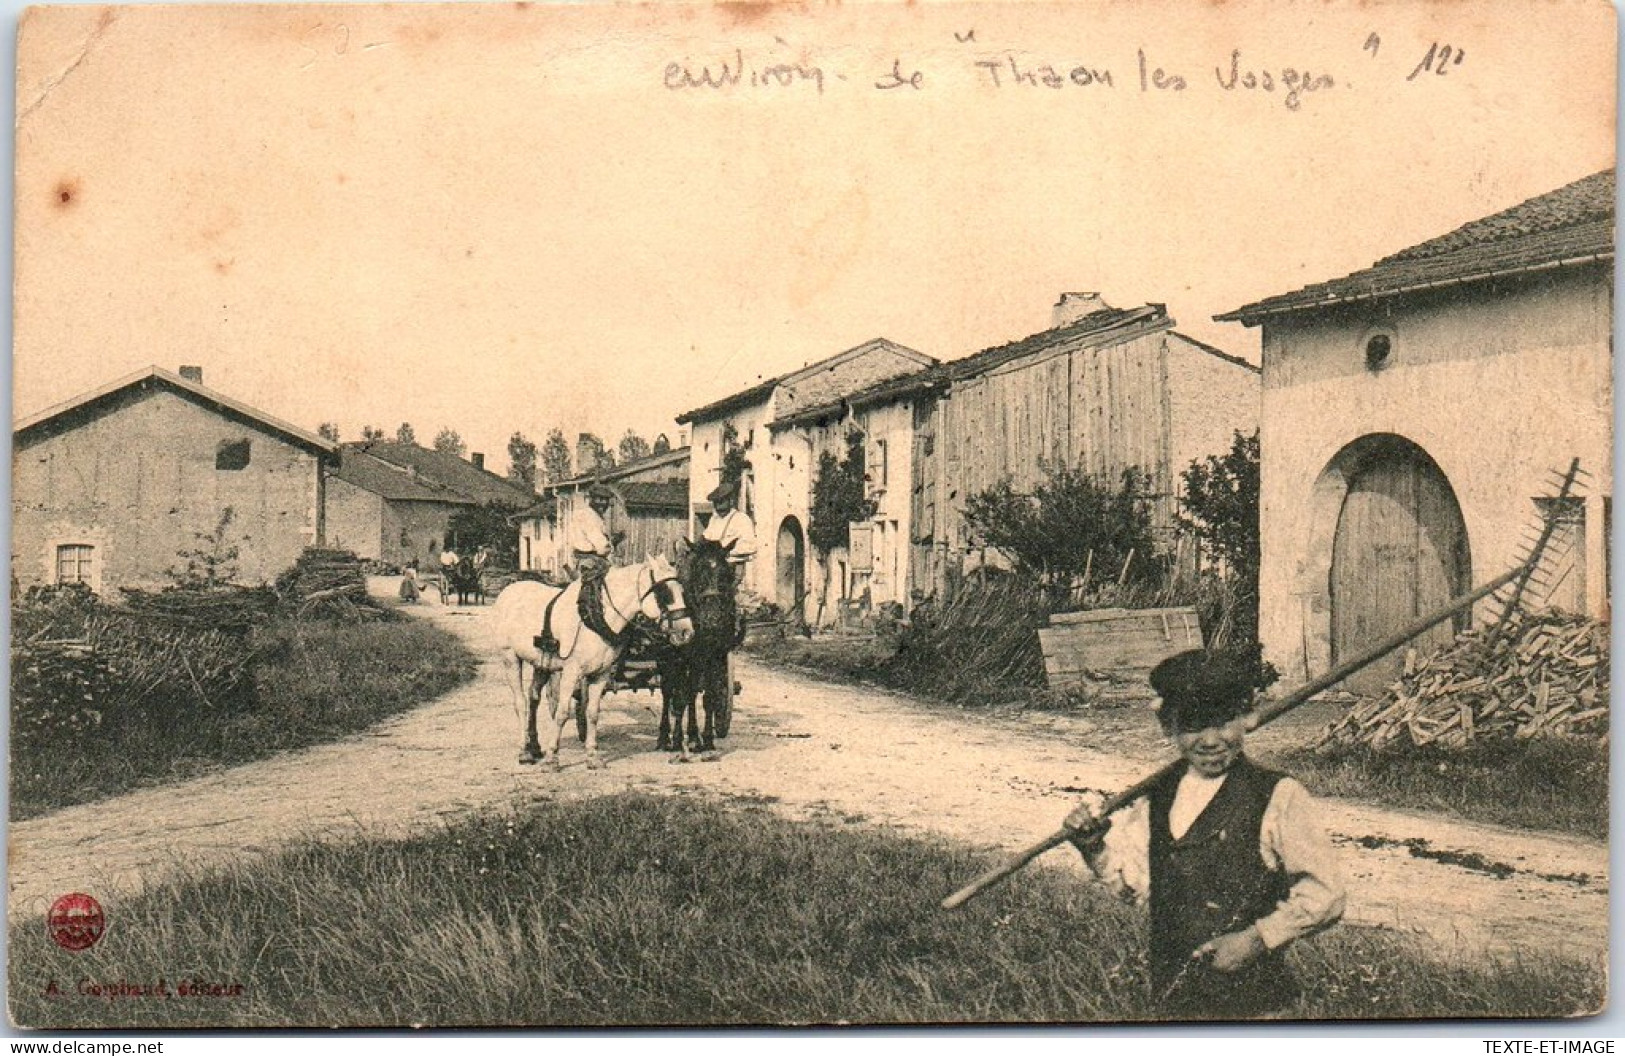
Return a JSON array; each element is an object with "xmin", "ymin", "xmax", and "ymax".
[
  {"xmin": 937, "ymin": 332, "xmax": 1176, "ymax": 560},
  {"xmin": 1071, "ymin": 333, "xmax": 1175, "ymax": 531},
  {"xmin": 624, "ymin": 509, "xmax": 687, "ymax": 560}
]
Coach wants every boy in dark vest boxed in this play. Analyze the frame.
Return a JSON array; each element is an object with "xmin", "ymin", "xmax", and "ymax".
[{"xmin": 1065, "ymin": 650, "xmax": 1345, "ymax": 1020}]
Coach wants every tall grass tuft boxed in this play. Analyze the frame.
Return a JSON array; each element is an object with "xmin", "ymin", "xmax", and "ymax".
[
  {"xmin": 10, "ymin": 619, "xmax": 477, "ymax": 819},
  {"xmin": 9, "ymin": 794, "xmax": 1601, "ymax": 1028},
  {"xmin": 1269, "ymin": 737, "xmax": 1608, "ymax": 841}
]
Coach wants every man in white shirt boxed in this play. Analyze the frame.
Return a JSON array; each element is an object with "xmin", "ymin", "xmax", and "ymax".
[
  {"xmin": 701, "ymin": 480, "xmax": 757, "ymax": 565},
  {"xmin": 1065, "ymin": 650, "xmax": 1345, "ymax": 1019},
  {"xmin": 567, "ymin": 484, "xmax": 623, "ymax": 583}
]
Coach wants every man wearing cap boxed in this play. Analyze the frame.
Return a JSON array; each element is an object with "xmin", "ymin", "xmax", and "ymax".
[
  {"xmin": 701, "ymin": 479, "xmax": 757, "ymax": 565},
  {"xmin": 567, "ymin": 484, "xmax": 624, "ymax": 584},
  {"xmin": 1064, "ymin": 650, "xmax": 1345, "ymax": 1019}
]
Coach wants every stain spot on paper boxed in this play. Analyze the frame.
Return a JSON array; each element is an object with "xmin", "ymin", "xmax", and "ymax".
[{"xmin": 720, "ymin": 2, "xmax": 777, "ymax": 26}]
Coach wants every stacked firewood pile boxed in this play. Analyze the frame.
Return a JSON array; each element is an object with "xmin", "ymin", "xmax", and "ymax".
[
  {"xmin": 119, "ymin": 584, "xmax": 279, "ymax": 630},
  {"xmin": 115, "ymin": 548, "xmax": 391, "ymax": 626},
  {"xmin": 273, "ymin": 548, "xmax": 392, "ymax": 622},
  {"xmin": 11, "ymin": 598, "xmax": 261, "ymax": 747},
  {"xmin": 1317, "ymin": 609, "xmax": 1609, "ymax": 750}
]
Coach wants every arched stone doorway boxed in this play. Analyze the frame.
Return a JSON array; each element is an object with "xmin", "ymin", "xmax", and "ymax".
[
  {"xmin": 776, "ymin": 516, "xmax": 806, "ymax": 615},
  {"xmin": 1305, "ymin": 434, "xmax": 1471, "ymax": 694}
]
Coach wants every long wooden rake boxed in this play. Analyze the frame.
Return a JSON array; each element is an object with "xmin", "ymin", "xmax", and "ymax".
[{"xmin": 941, "ymin": 459, "xmax": 1585, "ymax": 911}]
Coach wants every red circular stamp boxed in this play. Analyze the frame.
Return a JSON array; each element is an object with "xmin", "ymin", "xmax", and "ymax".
[{"xmin": 47, "ymin": 893, "xmax": 105, "ymax": 952}]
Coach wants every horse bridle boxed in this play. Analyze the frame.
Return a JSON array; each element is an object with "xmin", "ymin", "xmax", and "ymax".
[{"xmin": 603, "ymin": 562, "xmax": 689, "ymax": 633}]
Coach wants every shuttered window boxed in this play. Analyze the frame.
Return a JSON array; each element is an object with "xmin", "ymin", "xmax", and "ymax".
[{"xmin": 55, "ymin": 544, "xmax": 94, "ymax": 585}]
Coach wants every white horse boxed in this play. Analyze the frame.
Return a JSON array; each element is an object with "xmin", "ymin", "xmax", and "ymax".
[{"xmin": 492, "ymin": 554, "xmax": 692, "ymax": 770}]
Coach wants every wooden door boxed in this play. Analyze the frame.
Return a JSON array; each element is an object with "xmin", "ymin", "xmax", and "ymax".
[
  {"xmin": 776, "ymin": 517, "xmax": 805, "ymax": 615},
  {"xmin": 1331, "ymin": 444, "xmax": 1469, "ymax": 694},
  {"xmin": 910, "ymin": 398, "xmax": 937, "ymax": 598}
]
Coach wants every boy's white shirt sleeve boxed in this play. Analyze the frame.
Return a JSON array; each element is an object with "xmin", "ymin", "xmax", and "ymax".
[
  {"xmin": 1084, "ymin": 798, "xmax": 1152, "ymax": 901},
  {"xmin": 1253, "ymin": 778, "xmax": 1347, "ymax": 949}
]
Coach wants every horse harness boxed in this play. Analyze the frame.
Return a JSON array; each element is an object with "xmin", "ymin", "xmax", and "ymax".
[{"xmin": 533, "ymin": 564, "xmax": 687, "ymax": 656}]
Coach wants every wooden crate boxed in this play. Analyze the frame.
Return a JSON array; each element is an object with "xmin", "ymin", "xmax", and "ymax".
[{"xmin": 1039, "ymin": 606, "xmax": 1202, "ymax": 686}]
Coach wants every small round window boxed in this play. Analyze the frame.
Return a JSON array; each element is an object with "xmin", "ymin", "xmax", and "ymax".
[{"xmin": 1364, "ymin": 333, "xmax": 1393, "ymax": 371}]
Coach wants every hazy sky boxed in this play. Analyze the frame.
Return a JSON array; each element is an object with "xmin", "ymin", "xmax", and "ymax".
[{"xmin": 14, "ymin": 1, "xmax": 1615, "ymax": 473}]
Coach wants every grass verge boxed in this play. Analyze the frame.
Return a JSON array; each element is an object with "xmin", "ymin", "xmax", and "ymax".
[
  {"xmin": 10, "ymin": 619, "xmax": 477, "ymax": 820},
  {"xmin": 8, "ymin": 793, "xmax": 1602, "ymax": 1027},
  {"xmin": 1267, "ymin": 737, "xmax": 1608, "ymax": 842},
  {"xmin": 746, "ymin": 633, "xmax": 1102, "ymax": 711}
]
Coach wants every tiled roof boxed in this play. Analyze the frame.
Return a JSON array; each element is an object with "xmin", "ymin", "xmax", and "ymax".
[
  {"xmin": 549, "ymin": 446, "xmax": 689, "ymax": 490},
  {"xmin": 768, "ymin": 367, "xmax": 946, "ymax": 431},
  {"xmin": 333, "ymin": 447, "xmax": 472, "ymax": 504},
  {"xmin": 675, "ymin": 338, "xmax": 935, "ymax": 424},
  {"xmin": 14, "ymin": 366, "xmax": 338, "ymax": 458},
  {"xmin": 1218, "ymin": 170, "xmax": 1615, "ymax": 323},
  {"xmin": 944, "ymin": 305, "xmax": 1169, "ymax": 379},
  {"xmin": 768, "ymin": 305, "xmax": 1176, "ymax": 431},
  {"xmin": 618, "ymin": 482, "xmax": 689, "ymax": 511},
  {"xmin": 512, "ymin": 495, "xmax": 558, "ymax": 523},
  {"xmin": 346, "ymin": 441, "xmax": 536, "ymax": 506}
]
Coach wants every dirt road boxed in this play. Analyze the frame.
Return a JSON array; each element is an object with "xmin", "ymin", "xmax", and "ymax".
[{"xmin": 8, "ymin": 587, "xmax": 1608, "ymax": 967}]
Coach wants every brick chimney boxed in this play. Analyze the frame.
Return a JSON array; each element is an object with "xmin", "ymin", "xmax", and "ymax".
[
  {"xmin": 576, "ymin": 433, "xmax": 595, "ymax": 476},
  {"xmin": 471, "ymin": 452, "xmax": 485, "ymax": 471},
  {"xmin": 1051, "ymin": 292, "xmax": 1111, "ymax": 329},
  {"xmin": 178, "ymin": 365, "xmax": 204, "ymax": 384}
]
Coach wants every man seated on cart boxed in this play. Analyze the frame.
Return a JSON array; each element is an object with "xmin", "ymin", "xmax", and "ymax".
[
  {"xmin": 565, "ymin": 483, "xmax": 626, "ymax": 642},
  {"xmin": 568, "ymin": 484, "xmax": 623, "ymax": 583},
  {"xmin": 701, "ymin": 479, "xmax": 757, "ymax": 567},
  {"xmin": 698, "ymin": 479, "xmax": 758, "ymax": 703}
]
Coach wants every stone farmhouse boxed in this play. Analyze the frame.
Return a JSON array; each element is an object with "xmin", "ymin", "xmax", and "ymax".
[
  {"xmin": 12, "ymin": 365, "xmax": 337, "ymax": 593},
  {"xmin": 515, "ymin": 445, "xmax": 691, "ymax": 578},
  {"xmin": 327, "ymin": 441, "xmax": 535, "ymax": 569},
  {"xmin": 770, "ymin": 295, "xmax": 1260, "ymax": 616},
  {"xmin": 1218, "ymin": 169, "xmax": 1613, "ymax": 692},
  {"xmin": 675, "ymin": 338, "xmax": 938, "ymax": 613}
]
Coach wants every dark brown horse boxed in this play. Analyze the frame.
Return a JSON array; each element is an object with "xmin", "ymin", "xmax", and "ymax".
[{"xmin": 656, "ymin": 538, "xmax": 742, "ymax": 761}]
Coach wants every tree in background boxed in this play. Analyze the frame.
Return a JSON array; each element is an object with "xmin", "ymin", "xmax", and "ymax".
[
  {"xmin": 652, "ymin": 433, "xmax": 673, "ymax": 455},
  {"xmin": 433, "ymin": 428, "xmax": 466, "ymax": 459},
  {"xmin": 361, "ymin": 425, "xmax": 386, "ymax": 442},
  {"xmin": 445, "ymin": 501, "xmax": 524, "ymax": 567},
  {"xmin": 396, "ymin": 423, "xmax": 417, "ymax": 445},
  {"xmin": 317, "ymin": 422, "xmax": 340, "ymax": 442},
  {"xmin": 808, "ymin": 431, "xmax": 873, "ymax": 556},
  {"xmin": 618, "ymin": 430, "xmax": 652, "ymax": 464},
  {"xmin": 962, "ymin": 464, "xmax": 1158, "ymax": 588},
  {"xmin": 1178, "ymin": 430, "xmax": 1269, "ymax": 681},
  {"xmin": 541, "ymin": 429, "xmax": 573, "ymax": 484},
  {"xmin": 718, "ymin": 422, "xmax": 752, "ymax": 498},
  {"xmin": 507, "ymin": 432, "xmax": 539, "ymax": 490}
]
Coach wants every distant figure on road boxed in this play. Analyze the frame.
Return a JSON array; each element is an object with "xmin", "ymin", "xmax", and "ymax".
[
  {"xmin": 399, "ymin": 558, "xmax": 421, "ymax": 603},
  {"xmin": 438, "ymin": 546, "xmax": 460, "ymax": 603},
  {"xmin": 1065, "ymin": 650, "xmax": 1345, "ymax": 1020}
]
